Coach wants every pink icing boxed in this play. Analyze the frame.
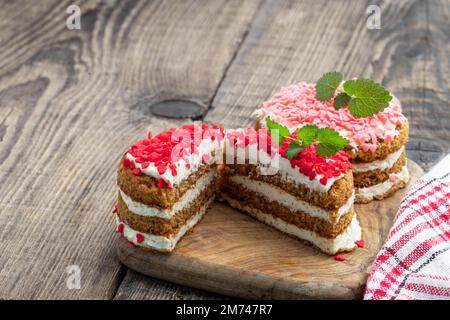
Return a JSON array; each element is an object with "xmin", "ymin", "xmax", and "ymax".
[{"xmin": 259, "ymin": 82, "xmax": 406, "ymax": 153}]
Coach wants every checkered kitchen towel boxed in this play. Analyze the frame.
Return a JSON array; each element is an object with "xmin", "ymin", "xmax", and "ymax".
[{"xmin": 364, "ymin": 154, "xmax": 450, "ymax": 300}]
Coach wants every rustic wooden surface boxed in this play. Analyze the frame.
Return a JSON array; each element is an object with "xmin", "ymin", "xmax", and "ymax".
[
  {"xmin": 0, "ymin": 0, "xmax": 448, "ymax": 299},
  {"xmin": 118, "ymin": 161, "xmax": 423, "ymax": 300}
]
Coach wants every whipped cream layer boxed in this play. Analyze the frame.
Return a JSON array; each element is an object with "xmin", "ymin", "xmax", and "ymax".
[
  {"xmin": 120, "ymin": 170, "xmax": 216, "ymax": 219},
  {"xmin": 229, "ymin": 175, "xmax": 354, "ymax": 223},
  {"xmin": 223, "ymin": 195, "xmax": 361, "ymax": 255},
  {"xmin": 356, "ymin": 165, "xmax": 409, "ymax": 200},
  {"xmin": 352, "ymin": 147, "xmax": 404, "ymax": 173},
  {"xmin": 117, "ymin": 198, "xmax": 213, "ymax": 251}
]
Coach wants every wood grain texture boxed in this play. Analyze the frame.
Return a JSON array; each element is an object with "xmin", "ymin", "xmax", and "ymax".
[
  {"xmin": 118, "ymin": 160, "xmax": 423, "ymax": 300},
  {"xmin": 205, "ymin": 0, "xmax": 450, "ymax": 170},
  {"xmin": 0, "ymin": 0, "xmax": 263, "ymax": 299},
  {"xmin": 114, "ymin": 270, "xmax": 226, "ymax": 300}
]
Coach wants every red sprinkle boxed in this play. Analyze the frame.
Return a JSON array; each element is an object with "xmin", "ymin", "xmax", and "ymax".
[
  {"xmin": 157, "ymin": 178, "xmax": 165, "ymax": 189},
  {"xmin": 112, "ymin": 203, "xmax": 118, "ymax": 214},
  {"xmin": 167, "ymin": 181, "xmax": 173, "ymax": 189},
  {"xmin": 334, "ymin": 254, "xmax": 345, "ymax": 261},
  {"xmin": 129, "ymin": 241, "xmax": 135, "ymax": 248},
  {"xmin": 132, "ymin": 168, "xmax": 141, "ymax": 176},
  {"xmin": 136, "ymin": 233, "xmax": 144, "ymax": 243},
  {"xmin": 280, "ymin": 136, "xmax": 352, "ymax": 185},
  {"xmin": 123, "ymin": 158, "xmax": 131, "ymax": 167},
  {"xmin": 355, "ymin": 240, "xmax": 365, "ymax": 248},
  {"xmin": 125, "ymin": 124, "xmax": 224, "ymax": 179},
  {"xmin": 157, "ymin": 165, "xmax": 166, "ymax": 175},
  {"xmin": 117, "ymin": 223, "xmax": 124, "ymax": 234},
  {"xmin": 141, "ymin": 162, "xmax": 150, "ymax": 169}
]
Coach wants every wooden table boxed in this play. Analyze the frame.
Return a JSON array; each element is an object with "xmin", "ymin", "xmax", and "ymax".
[{"xmin": 0, "ymin": 0, "xmax": 448, "ymax": 300}]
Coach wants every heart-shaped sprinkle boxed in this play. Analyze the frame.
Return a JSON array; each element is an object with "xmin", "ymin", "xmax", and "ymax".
[
  {"xmin": 157, "ymin": 178, "xmax": 165, "ymax": 189},
  {"xmin": 334, "ymin": 254, "xmax": 345, "ymax": 261},
  {"xmin": 136, "ymin": 234, "xmax": 144, "ymax": 243},
  {"xmin": 123, "ymin": 158, "xmax": 131, "ymax": 167},
  {"xmin": 355, "ymin": 240, "xmax": 365, "ymax": 248},
  {"xmin": 117, "ymin": 223, "xmax": 124, "ymax": 234}
]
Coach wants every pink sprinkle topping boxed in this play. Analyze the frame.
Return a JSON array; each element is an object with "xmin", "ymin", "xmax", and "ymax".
[{"xmin": 260, "ymin": 82, "xmax": 406, "ymax": 153}]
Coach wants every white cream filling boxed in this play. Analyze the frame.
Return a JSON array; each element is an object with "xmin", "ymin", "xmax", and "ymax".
[
  {"xmin": 119, "ymin": 170, "xmax": 216, "ymax": 219},
  {"xmin": 117, "ymin": 197, "xmax": 213, "ymax": 252},
  {"xmin": 352, "ymin": 147, "xmax": 404, "ymax": 173},
  {"xmin": 229, "ymin": 175, "xmax": 354, "ymax": 224},
  {"xmin": 222, "ymin": 195, "xmax": 361, "ymax": 255},
  {"xmin": 356, "ymin": 165, "xmax": 409, "ymax": 200}
]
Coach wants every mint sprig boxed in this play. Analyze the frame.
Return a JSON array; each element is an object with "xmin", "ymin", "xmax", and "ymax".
[
  {"xmin": 265, "ymin": 117, "xmax": 290, "ymax": 146},
  {"xmin": 286, "ymin": 141, "xmax": 304, "ymax": 160},
  {"xmin": 315, "ymin": 71, "xmax": 392, "ymax": 118},
  {"xmin": 265, "ymin": 118, "xmax": 349, "ymax": 159},
  {"xmin": 344, "ymin": 79, "xmax": 392, "ymax": 117},
  {"xmin": 333, "ymin": 92, "xmax": 351, "ymax": 109},
  {"xmin": 315, "ymin": 71, "xmax": 343, "ymax": 102},
  {"xmin": 316, "ymin": 127, "xmax": 349, "ymax": 157}
]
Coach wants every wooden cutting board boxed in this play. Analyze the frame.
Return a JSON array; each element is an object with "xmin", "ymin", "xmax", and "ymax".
[{"xmin": 117, "ymin": 160, "xmax": 423, "ymax": 299}]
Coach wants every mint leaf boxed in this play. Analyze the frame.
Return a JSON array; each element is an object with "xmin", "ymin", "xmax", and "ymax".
[
  {"xmin": 315, "ymin": 71, "xmax": 343, "ymax": 102},
  {"xmin": 265, "ymin": 117, "xmax": 290, "ymax": 146},
  {"xmin": 296, "ymin": 124, "xmax": 318, "ymax": 147},
  {"xmin": 333, "ymin": 92, "xmax": 351, "ymax": 109},
  {"xmin": 343, "ymin": 79, "xmax": 392, "ymax": 118},
  {"xmin": 286, "ymin": 141, "xmax": 305, "ymax": 160},
  {"xmin": 316, "ymin": 128, "xmax": 349, "ymax": 157}
]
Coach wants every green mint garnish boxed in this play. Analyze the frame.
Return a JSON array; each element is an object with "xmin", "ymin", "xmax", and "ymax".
[
  {"xmin": 333, "ymin": 92, "xmax": 351, "ymax": 109},
  {"xmin": 296, "ymin": 124, "xmax": 318, "ymax": 147},
  {"xmin": 343, "ymin": 79, "xmax": 392, "ymax": 118},
  {"xmin": 315, "ymin": 71, "xmax": 393, "ymax": 118},
  {"xmin": 265, "ymin": 117, "xmax": 290, "ymax": 146},
  {"xmin": 286, "ymin": 141, "xmax": 305, "ymax": 160},
  {"xmin": 316, "ymin": 127, "xmax": 349, "ymax": 157},
  {"xmin": 315, "ymin": 71, "xmax": 343, "ymax": 102},
  {"xmin": 265, "ymin": 119, "xmax": 348, "ymax": 159}
]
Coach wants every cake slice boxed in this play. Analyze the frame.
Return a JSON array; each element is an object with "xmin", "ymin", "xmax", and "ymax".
[
  {"xmin": 255, "ymin": 81, "xmax": 409, "ymax": 203},
  {"xmin": 116, "ymin": 123, "xmax": 224, "ymax": 251},
  {"xmin": 219, "ymin": 128, "xmax": 361, "ymax": 255}
]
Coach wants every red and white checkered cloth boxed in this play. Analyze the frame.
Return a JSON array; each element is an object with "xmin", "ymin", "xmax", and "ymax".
[{"xmin": 364, "ymin": 155, "xmax": 450, "ymax": 300}]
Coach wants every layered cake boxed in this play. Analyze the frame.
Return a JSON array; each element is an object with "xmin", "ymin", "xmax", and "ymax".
[
  {"xmin": 115, "ymin": 123, "xmax": 362, "ymax": 255},
  {"xmin": 219, "ymin": 128, "xmax": 361, "ymax": 255},
  {"xmin": 116, "ymin": 123, "xmax": 224, "ymax": 251},
  {"xmin": 255, "ymin": 81, "xmax": 409, "ymax": 203}
]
